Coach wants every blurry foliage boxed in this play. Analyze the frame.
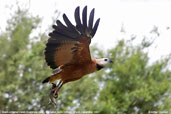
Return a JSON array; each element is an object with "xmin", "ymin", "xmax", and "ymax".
[{"xmin": 0, "ymin": 6, "xmax": 171, "ymax": 114}]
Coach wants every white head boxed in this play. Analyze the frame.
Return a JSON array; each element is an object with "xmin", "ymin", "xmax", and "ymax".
[{"xmin": 96, "ymin": 58, "xmax": 113, "ymax": 69}]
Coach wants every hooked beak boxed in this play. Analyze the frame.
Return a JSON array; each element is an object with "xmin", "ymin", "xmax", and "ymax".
[{"xmin": 109, "ymin": 60, "xmax": 113, "ymax": 63}]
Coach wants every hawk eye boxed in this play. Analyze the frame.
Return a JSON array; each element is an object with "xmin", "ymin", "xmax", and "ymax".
[{"xmin": 104, "ymin": 59, "xmax": 108, "ymax": 61}]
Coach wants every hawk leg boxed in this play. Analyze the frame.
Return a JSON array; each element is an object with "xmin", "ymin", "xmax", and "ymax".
[{"xmin": 51, "ymin": 80, "xmax": 63, "ymax": 98}]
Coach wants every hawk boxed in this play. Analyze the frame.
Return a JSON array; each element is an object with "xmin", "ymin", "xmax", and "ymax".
[{"xmin": 42, "ymin": 6, "xmax": 113, "ymax": 100}]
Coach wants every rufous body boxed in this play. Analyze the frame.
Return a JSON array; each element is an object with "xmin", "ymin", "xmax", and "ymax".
[{"xmin": 49, "ymin": 59, "xmax": 97, "ymax": 84}]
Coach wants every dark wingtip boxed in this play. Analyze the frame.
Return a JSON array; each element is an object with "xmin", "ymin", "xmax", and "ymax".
[
  {"xmin": 82, "ymin": 6, "xmax": 87, "ymax": 28},
  {"xmin": 75, "ymin": 6, "xmax": 81, "ymax": 26},
  {"xmin": 42, "ymin": 77, "xmax": 50, "ymax": 84},
  {"xmin": 74, "ymin": 6, "xmax": 100, "ymax": 38},
  {"xmin": 83, "ymin": 6, "xmax": 88, "ymax": 11},
  {"xmin": 63, "ymin": 13, "xmax": 75, "ymax": 29},
  {"xmin": 76, "ymin": 6, "xmax": 80, "ymax": 10},
  {"xmin": 88, "ymin": 8, "xmax": 95, "ymax": 29},
  {"xmin": 92, "ymin": 18, "xmax": 100, "ymax": 37}
]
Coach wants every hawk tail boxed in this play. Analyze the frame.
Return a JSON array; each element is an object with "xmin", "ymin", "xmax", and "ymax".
[{"xmin": 42, "ymin": 69, "xmax": 62, "ymax": 84}]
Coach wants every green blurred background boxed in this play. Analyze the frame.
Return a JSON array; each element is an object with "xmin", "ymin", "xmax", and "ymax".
[{"xmin": 0, "ymin": 2, "xmax": 171, "ymax": 114}]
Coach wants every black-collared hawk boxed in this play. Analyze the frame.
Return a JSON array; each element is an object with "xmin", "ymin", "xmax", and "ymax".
[{"xmin": 42, "ymin": 6, "xmax": 113, "ymax": 100}]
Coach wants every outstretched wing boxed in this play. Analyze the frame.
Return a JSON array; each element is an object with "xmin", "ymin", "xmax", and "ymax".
[{"xmin": 45, "ymin": 6, "xmax": 100, "ymax": 69}]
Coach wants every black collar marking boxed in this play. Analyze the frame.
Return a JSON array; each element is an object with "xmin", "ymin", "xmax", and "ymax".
[{"xmin": 96, "ymin": 64, "xmax": 104, "ymax": 70}]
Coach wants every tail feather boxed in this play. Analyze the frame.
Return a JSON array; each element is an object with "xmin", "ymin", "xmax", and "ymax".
[
  {"xmin": 42, "ymin": 69, "xmax": 62, "ymax": 84},
  {"xmin": 42, "ymin": 77, "xmax": 50, "ymax": 84}
]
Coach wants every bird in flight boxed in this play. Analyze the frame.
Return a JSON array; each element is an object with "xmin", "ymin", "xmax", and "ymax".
[{"xmin": 42, "ymin": 6, "xmax": 113, "ymax": 102}]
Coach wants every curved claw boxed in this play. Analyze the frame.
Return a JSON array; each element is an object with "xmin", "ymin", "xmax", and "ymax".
[
  {"xmin": 48, "ymin": 81, "xmax": 63, "ymax": 105},
  {"xmin": 51, "ymin": 84, "xmax": 59, "ymax": 99},
  {"xmin": 49, "ymin": 92, "xmax": 57, "ymax": 105},
  {"xmin": 48, "ymin": 83, "xmax": 58, "ymax": 105},
  {"xmin": 53, "ymin": 92, "xmax": 58, "ymax": 99}
]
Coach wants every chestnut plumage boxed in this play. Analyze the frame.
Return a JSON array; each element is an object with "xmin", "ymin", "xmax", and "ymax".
[{"xmin": 43, "ymin": 6, "xmax": 112, "ymax": 100}]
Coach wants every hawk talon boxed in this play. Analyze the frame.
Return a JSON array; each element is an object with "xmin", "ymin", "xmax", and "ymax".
[
  {"xmin": 53, "ymin": 92, "xmax": 58, "ymax": 99},
  {"xmin": 49, "ymin": 93, "xmax": 57, "ymax": 105},
  {"xmin": 50, "ymin": 83, "xmax": 59, "ymax": 99},
  {"xmin": 52, "ymin": 88, "xmax": 59, "ymax": 98}
]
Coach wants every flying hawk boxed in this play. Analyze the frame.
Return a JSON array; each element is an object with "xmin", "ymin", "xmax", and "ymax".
[{"xmin": 42, "ymin": 6, "xmax": 113, "ymax": 100}]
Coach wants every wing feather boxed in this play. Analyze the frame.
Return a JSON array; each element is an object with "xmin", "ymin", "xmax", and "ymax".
[
  {"xmin": 75, "ymin": 7, "xmax": 82, "ymax": 27},
  {"xmin": 88, "ymin": 8, "xmax": 94, "ymax": 30},
  {"xmin": 63, "ymin": 14, "xmax": 76, "ymax": 31},
  {"xmin": 45, "ymin": 6, "xmax": 100, "ymax": 69},
  {"xmin": 92, "ymin": 18, "xmax": 100, "ymax": 37},
  {"xmin": 82, "ymin": 6, "xmax": 87, "ymax": 28}
]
